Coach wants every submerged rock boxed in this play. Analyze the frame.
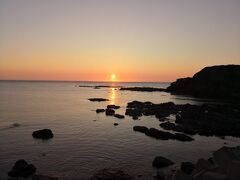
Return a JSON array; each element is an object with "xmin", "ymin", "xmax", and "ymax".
[
  {"xmin": 114, "ymin": 123, "xmax": 119, "ymax": 126},
  {"xmin": 152, "ymin": 156, "xmax": 174, "ymax": 168},
  {"xmin": 8, "ymin": 159, "xmax": 36, "ymax": 178},
  {"xmin": 89, "ymin": 168, "xmax": 133, "ymax": 180},
  {"xmin": 88, "ymin": 98, "xmax": 109, "ymax": 102},
  {"xmin": 32, "ymin": 129, "xmax": 54, "ymax": 139}
]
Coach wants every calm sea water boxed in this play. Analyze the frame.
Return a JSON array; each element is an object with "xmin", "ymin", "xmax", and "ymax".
[{"xmin": 0, "ymin": 81, "xmax": 239, "ymax": 179}]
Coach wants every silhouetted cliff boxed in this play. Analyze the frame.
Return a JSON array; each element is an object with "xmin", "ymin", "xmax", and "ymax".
[{"xmin": 167, "ymin": 65, "xmax": 240, "ymax": 99}]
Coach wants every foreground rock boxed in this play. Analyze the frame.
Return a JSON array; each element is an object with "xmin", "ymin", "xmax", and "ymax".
[
  {"xmin": 32, "ymin": 175, "xmax": 59, "ymax": 180},
  {"xmin": 32, "ymin": 129, "xmax": 54, "ymax": 139},
  {"xmin": 152, "ymin": 156, "xmax": 174, "ymax": 168},
  {"xmin": 120, "ymin": 87, "xmax": 166, "ymax": 92},
  {"xmin": 8, "ymin": 159, "xmax": 36, "ymax": 178},
  {"xmin": 167, "ymin": 65, "xmax": 240, "ymax": 99},
  {"xmin": 88, "ymin": 98, "xmax": 109, "ymax": 102},
  {"xmin": 166, "ymin": 146, "xmax": 240, "ymax": 180},
  {"xmin": 89, "ymin": 168, "xmax": 133, "ymax": 180}
]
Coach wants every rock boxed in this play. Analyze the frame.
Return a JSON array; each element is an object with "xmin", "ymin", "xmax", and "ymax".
[
  {"xmin": 213, "ymin": 146, "xmax": 240, "ymax": 173},
  {"xmin": 174, "ymin": 133, "xmax": 194, "ymax": 142},
  {"xmin": 8, "ymin": 159, "xmax": 36, "ymax": 178},
  {"xmin": 114, "ymin": 123, "xmax": 119, "ymax": 126},
  {"xmin": 96, "ymin": 109, "xmax": 105, "ymax": 113},
  {"xmin": 88, "ymin": 98, "xmax": 109, "ymax": 102},
  {"xmin": 146, "ymin": 128, "xmax": 175, "ymax": 140},
  {"xmin": 192, "ymin": 158, "xmax": 214, "ymax": 175},
  {"xmin": 152, "ymin": 156, "xmax": 174, "ymax": 168},
  {"xmin": 105, "ymin": 108, "xmax": 115, "ymax": 116},
  {"xmin": 132, "ymin": 116, "xmax": 139, "ymax": 120},
  {"xmin": 125, "ymin": 108, "xmax": 142, "ymax": 117},
  {"xmin": 172, "ymin": 170, "xmax": 194, "ymax": 180},
  {"xmin": 181, "ymin": 162, "xmax": 195, "ymax": 174},
  {"xmin": 167, "ymin": 65, "xmax": 240, "ymax": 99},
  {"xmin": 202, "ymin": 171, "xmax": 228, "ymax": 180},
  {"xmin": 107, "ymin": 105, "xmax": 120, "ymax": 109},
  {"xmin": 160, "ymin": 122, "xmax": 176, "ymax": 130},
  {"xmin": 32, "ymin": 129, "xmax": 54, "ymax": 139},
  {"xmin": 133, "ymin": 126, "xmax": 148, "ymax": 133},
  {"xmin": 114, "ymin": 114, "xmax": 125, "ymax": 119},
  {"xmin": 89, "ymin": 168, "xmax": 133, "ymax": 180},
  {"xmin": 32, "ymin": 175, "xmax": 58, "ymax": 180},
  {"xmin": 120, "ymin": 87, "xmax": 166, "ymax": 92},
  {"xmin": 227, "ymin": 160, "xmax": 240, "ymax": 180}
]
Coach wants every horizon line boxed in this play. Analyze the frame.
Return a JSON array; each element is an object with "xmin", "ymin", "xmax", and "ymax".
[{"xmin": 0, "ymin": 79, "xmax": 172, "ymax": 83}]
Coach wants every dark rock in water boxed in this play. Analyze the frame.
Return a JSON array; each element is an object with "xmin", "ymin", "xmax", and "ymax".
[
  {"xmin": 114, "ymin": 114, "xmax": 125, "ymax": 119},
  {"xmin": 120, "ymin": 87, "xmax": 166, "ymax": 92},
  {"xmin": 89, "ymin": 168, "xmax": 133, "ymax": 180},
  {"xmin": 152, "ymin": 156, "xmax": 174, "ymax": 168},
  {"xmin": 114, "ymin": 123, "xmax": 119, "ymax": 126},
  {"xmin": 32, "ymin": 174, "xmax": 58, "ymax": 180},
  {"xmin": 167, "ymin": 65, "xmax": 240, "ymax": 99},
  {"xmin": 133, "ymin": 126, "xmax": 149, "ymax": 133},
  {"xmin": 146, "ymin": 128, "xmax": 175, "ymax": 140},
  {"xmin": 32, "ymin": 129, "xmax": 53, "ymax": 139},
  {"xmin": 174, "ymin": 133, "xmax": 194, "ymax": 142},
  {"xmin": 105, "ymin": 108, "xmax": 115, "ymax": 116},
  {"xmin": 88, "ymin": 98, "xmax": 109, "ymax": 102},
  {"xmin": 8, "ymin": 159, "xmax": 36, "ymax": 178},
  {"xmin": 96, "ymin": 109, "xmax": 105, "ymax": 113},
  {"xmin": 107, "ymin": 104, "xmax": 120, "ymax": 109},
  {"xmin": 125, "ymin": 108, "xmax": 142, "ymax": 117},
  {"xmin": 132, "ymin": 116, "xmax": 139, "ymax": 120},
  {"xmin": 181, "ymin": 162, "xmax": 195, "ymax": 174}
]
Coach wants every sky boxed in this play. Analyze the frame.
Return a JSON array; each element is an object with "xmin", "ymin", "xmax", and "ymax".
[{"xmin": 0, "ymin": 0, "xmax": 240, "ymax": 82}]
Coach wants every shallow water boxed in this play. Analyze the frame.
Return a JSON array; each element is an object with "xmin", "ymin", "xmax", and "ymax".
[{"xmin": 0, "ymin": 81, "xmax": 239, "ymax": 179}]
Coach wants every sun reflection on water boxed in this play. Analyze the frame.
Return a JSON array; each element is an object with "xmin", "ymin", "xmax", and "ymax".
[{"xmin": 110, "ymin": 88, "xmax": 116, "ymax": 105}]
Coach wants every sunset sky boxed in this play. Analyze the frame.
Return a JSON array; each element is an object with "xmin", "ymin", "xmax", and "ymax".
[{"xmin": 0, "ymin": 0, "xmax": 240, "ymax": 82}]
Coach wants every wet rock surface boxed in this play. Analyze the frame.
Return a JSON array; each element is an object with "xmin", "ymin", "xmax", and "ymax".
[
  {"xmin": 89, "ymin": 168, "xmax": 133, "ymax": 180},
  {"xmin": 32, "ymin": 129, "xmax": 54, "ymax": 139},
  {"xmin": 8, "ymin": 159, "xmax": 36, "ymax": 178},
  {"xmin": 152, "ymin": 156, "xmax": 174, "ymax": 168}
]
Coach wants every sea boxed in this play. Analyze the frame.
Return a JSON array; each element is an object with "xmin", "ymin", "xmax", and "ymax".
[{"xmin": 0, "ymin": 81, "xmax": 239, "ymax": 179}]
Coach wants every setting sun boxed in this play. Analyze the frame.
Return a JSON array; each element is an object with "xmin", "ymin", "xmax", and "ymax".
[{"xmin": 111, "ymin": 74, "xmax": 116, "ymax": 81}]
